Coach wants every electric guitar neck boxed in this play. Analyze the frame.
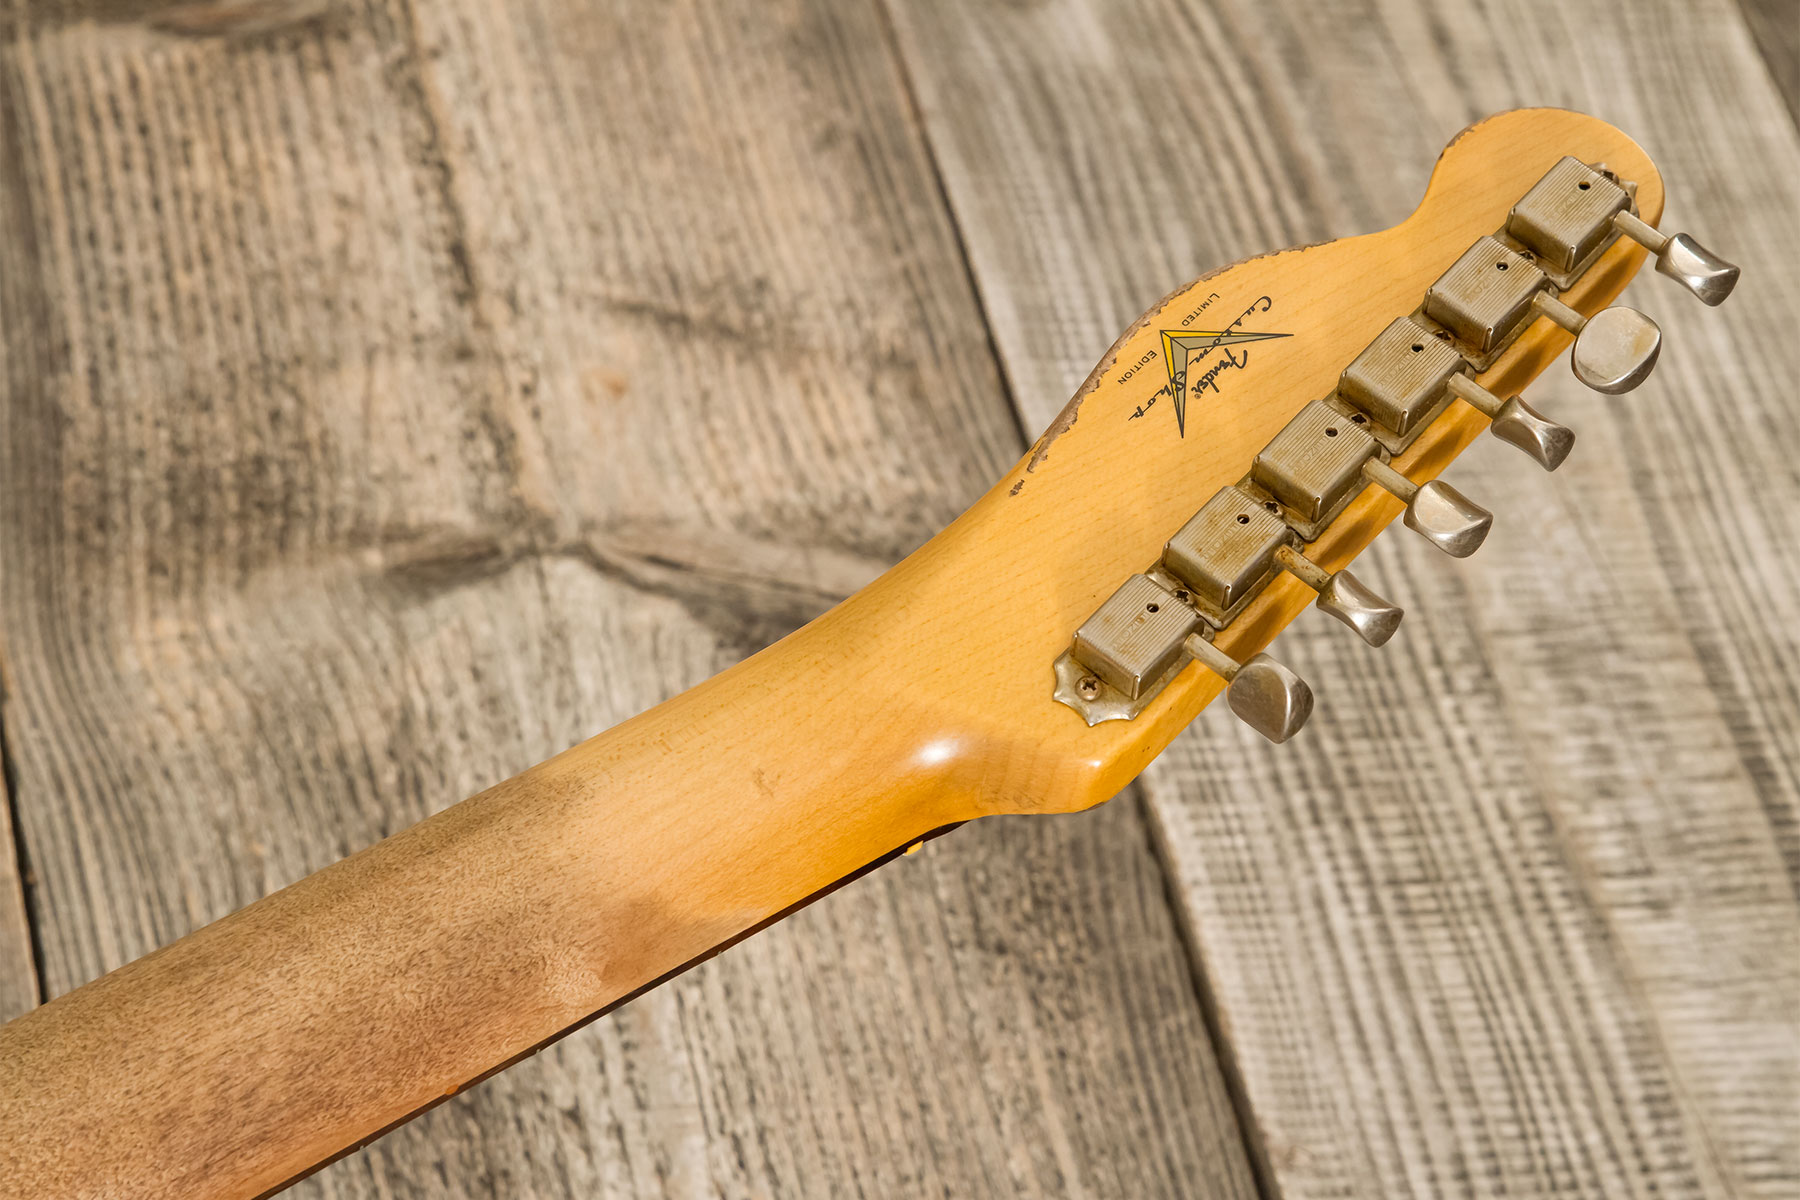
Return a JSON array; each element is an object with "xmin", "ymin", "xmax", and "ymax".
[{"xmin": 0, "ymin": 107, "xmax": 1740, "ymax": 1200}]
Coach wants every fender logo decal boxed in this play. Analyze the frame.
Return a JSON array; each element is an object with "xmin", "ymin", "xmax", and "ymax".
[{"xmin": 1128, "ymin": 295, "xmax": 1290, "ymax": 437}]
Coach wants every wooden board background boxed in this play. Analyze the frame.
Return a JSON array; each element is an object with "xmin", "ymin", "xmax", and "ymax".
[{"xmin": 0, "ymin": 1, "xmax": 1793, "ymax": 1197}]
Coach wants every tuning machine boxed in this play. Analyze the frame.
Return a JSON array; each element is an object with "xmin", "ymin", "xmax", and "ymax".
[
  {"xmin": 1499, "ymin": 156, "xmax": 1739, "ymax": 389},
  {"xmin": 1162, "ymin": 486, "xmax": 1404, "ymax": 648},
  {"xmin": 1058, "ymin": 573, "xmax": 1314, "ymax": 742},
  {"xmin": 1504, "ymin": 156, "xmax": 1739, "ymax": 307},
  {"xmin": 1252, "ymin": 401, "xmax": 1493, "ymax": 559},
  {"xmin": 1338, "ymin": 315, "xmax": 1575, "ymax": 472}
]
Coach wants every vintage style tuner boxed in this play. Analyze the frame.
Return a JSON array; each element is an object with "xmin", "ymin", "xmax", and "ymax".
[
  {"xmin": 1507, "ymin": 157, "xmax": 1740, "ymax": 306},
  {"xmin": 1338, "ymin": 315, "xmax": 1574, "ymax": 472}
]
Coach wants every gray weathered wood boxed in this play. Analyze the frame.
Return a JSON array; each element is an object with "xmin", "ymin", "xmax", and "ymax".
[
  {"xmin": 1738, "ymin": 0, "xmax": 1800, "ymax": 123},
  {"xmin": 885, "ymin": 0, "xmax": 1800, "ymax": 1196},
  {"xmin": 0, "ymin": 1, "xmax": 1256, "ymax": 1196},
  {"xmin": 0, "ymin": 770, "xmax": 36, "ymax": 1022}
]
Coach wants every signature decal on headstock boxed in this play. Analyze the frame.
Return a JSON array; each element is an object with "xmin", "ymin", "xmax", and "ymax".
[{"xmin": 1128, "ymin": 295, "xmax": 1290, "ymax": 436}]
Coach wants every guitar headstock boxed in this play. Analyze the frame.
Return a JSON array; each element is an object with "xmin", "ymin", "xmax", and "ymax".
[{"xmin": 824, "ymin": 107, "xmax": 1737, "ymax": 820}]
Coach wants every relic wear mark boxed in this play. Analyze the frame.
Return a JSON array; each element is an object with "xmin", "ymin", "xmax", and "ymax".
[{"xmin": 1010, "ymin": 239, "xmax": 1325, "ymax": 495}]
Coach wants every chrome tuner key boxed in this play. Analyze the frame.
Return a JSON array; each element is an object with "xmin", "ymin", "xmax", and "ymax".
[
  {"xmin": 1531, "ymin": 291, "xmax": 1661, "ymax": 394},
  {"xmin": 1613, "ymin": 211, "xmax": 1741, "ymax": 306},
  {"xmin": 1182, "ymin": 634, "xmax": 1313, "ymax": 744},
  {"xmin": 1445, "ymin": 372, "xmax": 1575, "ymax": 471},
  {"xmin": 1271, "ymin": 545, "xmax": 1403, "ymax": 647},
  {"xmin": 1360, "ymin": 459, "xmax": 1492, "ymax": 558}
]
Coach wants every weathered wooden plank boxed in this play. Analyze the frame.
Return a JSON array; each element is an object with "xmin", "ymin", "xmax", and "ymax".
[
  {"xmin": 0, "ymin": 759, "xmax": 37, "ymax": 1022},
  {"xmin": 885, "ymin": 0, "xmax": 1800, "ymax": 1196},
  {"xmin": 1738, "ymin": 0, "xmax": 1800, "ymax": 123},
  {"xmin": 0, "ymin": 8, "xmax": 41, "ymax": 1025},
  {"xmin": 0, "ymin": 1, "xmax": 1255, "ymax": 1196}
]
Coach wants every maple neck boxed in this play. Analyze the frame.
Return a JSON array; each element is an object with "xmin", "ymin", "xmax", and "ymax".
[{"xmin": 0, "ymin": 613, "xmax": 977, "ymax": 1198}]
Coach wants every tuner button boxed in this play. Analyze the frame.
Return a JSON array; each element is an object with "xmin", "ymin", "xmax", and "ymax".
[
  {"xmin": 1445, "ymin": 373, "xmax": 1575, "ymax": 471},
  {"xmin": 1183, "ymin": 635, "xmax": 1314, "ymax": 744},
  {"xmin": 1272, "ymin": 544, "xmax": 1403, "ymax": 647},
  {"xmin": 1229, "ymin": 654, "xmax": 1315, "ymax": 744},
  {"xmin": 1361, "ymin": 459, "xmax": 1493, "ymax": 558},
  {"xmin": 1614, "ymin": 212, "xmax": 1741, "ymax": 306},
  {"xmin": 1572, "ymin": 306, "xmax": 1662, "ymax": 394},
  {"xmin": 1656, "ymin": 233, "xmax": 1741, "ymax": 306},
  {"xmin": 1490, "ymin": 395, "xmax": 1576, "ymax": 471},
  {"xmin": 1318, "ymin": 569, "xmax": 1405, "ymax": 647},
  {"xmin": 1408, "ymin": 481, "xmax": 1493, "ymax": 558},
  {"xmin": 1531, "ymin": 291, "xmax": 1661, "ymax": 394}
]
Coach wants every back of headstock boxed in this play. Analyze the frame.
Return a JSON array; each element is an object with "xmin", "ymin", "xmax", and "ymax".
[{"xmin": 884, "ymin": 107, "xmax": 1738, "ymax": 816}]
